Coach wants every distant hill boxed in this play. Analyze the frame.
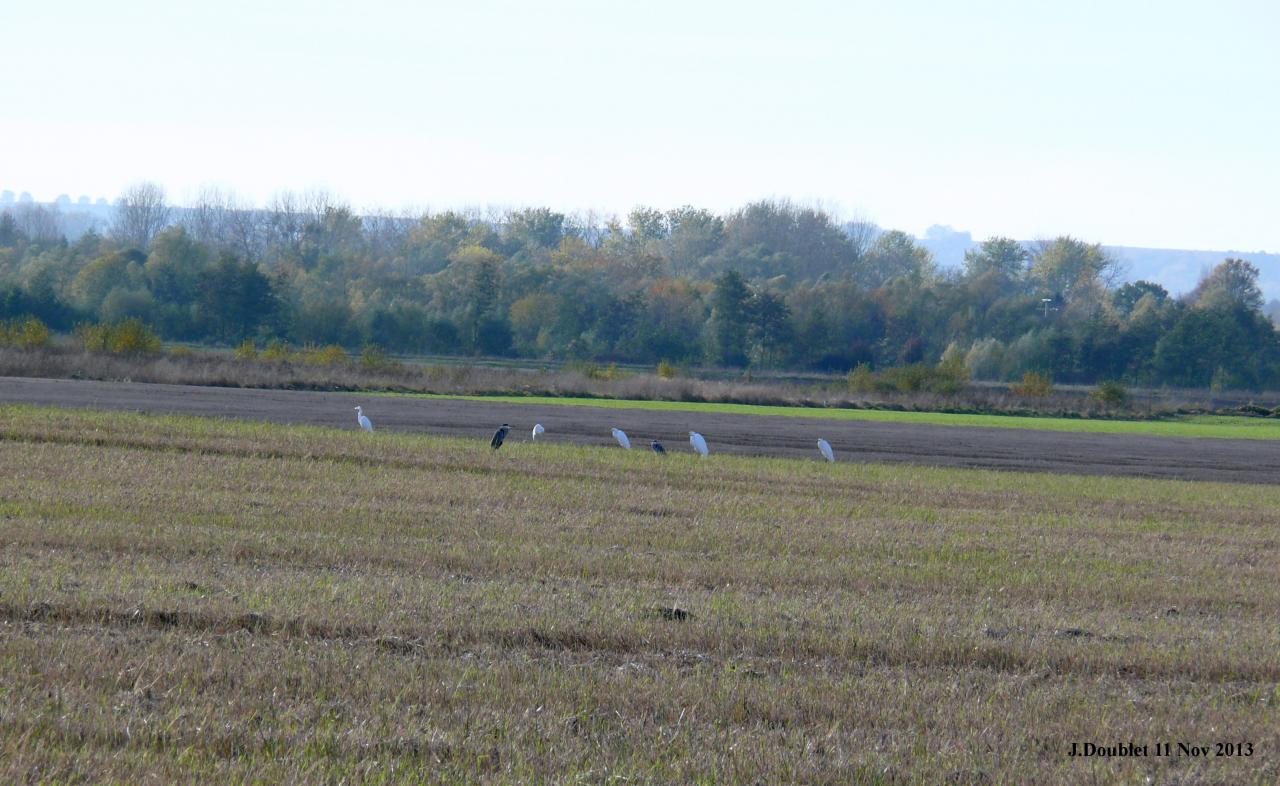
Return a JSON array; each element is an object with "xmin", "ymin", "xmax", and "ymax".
[
  {"xmin": 917, "ymin": 225, "xmax": 1280, "ymax": 299},
  {"xmin": 1105, "ymin": 245, "xmax": 1280, "ymax": 301}
]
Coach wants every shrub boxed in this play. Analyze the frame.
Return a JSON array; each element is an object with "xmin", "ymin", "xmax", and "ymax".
[
  {"xmin": 111, "ymin": 321, "xmax": 157, "ymax": 354},
  {"xmin": 300, "ymin": 344, "xmax": 349, "ymax": 367},
  {"xmin": 1209, "ymin": 366, "xmax": 1246, "ymax": 393},
  {"xmin": 939, "ymin": 341, "xmax": 966, "ymax": 368},
  {"xmin": 848, "ymin": 360, "xmax": 969, "ymax": 396},
  {"xmin": 1010, "ymin": 371, "xmax": 1054, "ymax": 398},
  {"xmin": 76, "ymin": 319, "xmax": 162, "ymax": 355},
  {"xmin": 567, "ymin": 360, "xmax": 599, "ymax": 378},
  {"xmin": 568, "ymin": 360, "xmax": 627, "ymax": 381},
  {"xmin": 932, "ymin": 353, "xmax": 970, "ymax": 395},
  {"xmin": 657, "ymin": 360, "xmax": 678, "ymax": 379},
  {"xmin": 261, "ymin": 340, "xmax": 292, "ymax": 362},
  {"xmin": 964, "ymin": 337, "xmax": 1005, "ymax": 381},
  {"xmin": 0, "ymin": 317, "xmax": 51, "ymax": 349},
  {"xmin": 76, "ymin": 323, "xmax": 111, "ymax": 353},
  {"xmin": 1001, "ymin": 331, "xmax": 1051, "ymax": 380},
  {"xmin": 596, "ymin": 363, "xmax": 626, "ymax": 381},
  {"xmin": 361, "ymin": 344, "xmax": 401, "ymax": 372},
  {"xmin": 108, "ymin": 319, "xmax": 163, "ymax": 354},
  {"xmin": 99, "ymin": 288, "xmax": 154, "ymax": 325},
  {"xmin": 883, "ymin": 363, "xmax": 934, "ymax": 393},
  {"xmin": 1091, "ymin": 381, "xmax": 1130, "ymax": 408},
  {"xmin": 169, "ymin": 346, "xmax": 194, "ymax": 358},
  {"xmin": 234, "ymin": 340, "xmax": 259, "ymax": 360},
  {"xmin": 847, "ymin": 363, "xmax": 875, "ymax": 394}
]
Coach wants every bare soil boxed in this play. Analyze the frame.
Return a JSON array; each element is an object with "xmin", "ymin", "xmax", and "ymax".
[{"xmin": 2, "ymin": 375, "xmax": 1277, "ymax": 483}]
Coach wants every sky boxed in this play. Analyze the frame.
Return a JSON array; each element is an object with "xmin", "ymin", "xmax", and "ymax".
[{"xmin": 2, "ymin": 0, "xmax": 1277, "ymax": 251}]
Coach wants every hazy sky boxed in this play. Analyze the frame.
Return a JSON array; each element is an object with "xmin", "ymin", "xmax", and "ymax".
[{"xmin": 2, "ymin": 0, "xmax": 1277, "ymax": 250}]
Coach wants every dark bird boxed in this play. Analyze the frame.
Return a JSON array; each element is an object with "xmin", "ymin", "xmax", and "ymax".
[
  {"xmin": 490, "ymin": 423, "xmax": 510, "ymax": 449},
  {"xmin": 650, "ymin": 439, "xmax": 666, "ymax": 455}
]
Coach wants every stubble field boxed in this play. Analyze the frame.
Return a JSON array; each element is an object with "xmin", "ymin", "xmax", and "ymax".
[{"xmin": 1, "ymin": 405, "xmax": 1277, "ymax": 784}]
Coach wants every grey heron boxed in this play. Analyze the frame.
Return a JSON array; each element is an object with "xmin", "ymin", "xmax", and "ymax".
[{"xmin": 491, "ymin": 423, "xmax": 510, "ymax": 449}]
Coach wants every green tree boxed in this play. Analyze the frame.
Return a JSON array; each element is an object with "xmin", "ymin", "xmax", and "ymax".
[
  {"xmin": 71, "ymin": 250, "xmax": 146, "ymax": 314},
  {"xmin": 748, "ymin": 290, "xmax": 793, "ymax": 367},
  {"xmin": 0, "ymin": 213, "xmax": 21, "ymax": 248},
  {"xmin": 1188, "ymin": 258, "xmax": 1264, "ymax": 312},
  {"xmin": 364, "ymin": 303, "xmax": 433, "ymax": 352},
  {"xmin": 291, "ymin": 298, "xmax": 357, "ymax": 346},
  {"xmin": 509, "ymin": 292, "xmax": 560, "ymax": 355},
  {"xmin": 664, "ymin": 206, "xmax": 724, "ymax": 274},
  {"xmin": 1152, "ymin": 306, "xmax": 1280, "ymax": 388},
  {"xmin": 99, "ymin": 288, "xmax": 155, "ymax": 325},
  {"xmin": 504, "ymin": 208, "xmax": 565, "ymax": 251},
  {"xmin": 423, "ymin": 319, "xmax": 462, "ymax": 353},
  {"xmin": 633, "ymin": 278, "xmax": 706, "ymax": 363},
  {"xmin": 407, "ymin": 211, "xmax": 486, "ymax": 275},
  {"xmin": 708, "ymin": 270, "xmax": 752, "ymax": 367},
  {"xmin": 1030, "ymin": 237, "xmax": 1117, "ymax": 302},
  {"xmin": 195, "ymin": 256, "xmax": 278, "ymax": 343},
  {"xmin": 145, "ymin": 227, "xmax": 210, "ymax": 304},
  {"xmin": 627, "ymin": 207, "xmax": 668, "ymax": 243},
  {"xmin": 963, "ymin": 237, "xmax": 1028, "ymax": 280},
  {"xmin": 299, "ymin": 205, "xmax": 364, "ymax": 266},
  {"xmin": 1112, "ymin": 280, "xmax": 1168, "ymax": 317},
  {"xmin": 475, "ymin": 317, "xmax": 513, "ymax": 356},
  {"xmin": 452, "ymin": 245, "xmax": 510, "ymax": 354},
  {"xmin": 717, "ymin": 200, "xmax": 858, "ymax": 281},
  {"xmin": 858, "ymin": 231, "xmax": 935, "ymax": 289}
]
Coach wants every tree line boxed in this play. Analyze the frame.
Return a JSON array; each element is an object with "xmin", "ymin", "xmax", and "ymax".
[{"xmin": 1, "ymin": 183, "xmax": 1277, "ymax": 390}]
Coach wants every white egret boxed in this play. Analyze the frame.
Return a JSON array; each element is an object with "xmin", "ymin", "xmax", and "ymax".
[
  {"xmin": 817, "ymin": 438, "xmax": 835, "ymax": 462},
  {"xmin": 532, "ymin": 423, "xmax": 545, "ymax": 441},
  {"xmin": 688, "ymin": 431, "xmax": 708, "ymax": 457},
  {"xmin": 491, "ymin": 423, "xmax": 510, "ymax": 449},
  {"xmin": 354, "ymin": 406, "xmax": 373, "ymax": 432},
  {"xmin": 650, "ymin": 439, "xmax": 666, "ymax": 455},
  {"xmin": 611, "ymin": 427, "xmax": 631, "ymax": 450}
]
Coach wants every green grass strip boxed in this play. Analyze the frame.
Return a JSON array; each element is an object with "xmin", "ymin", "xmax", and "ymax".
[{"xmin": 373, "ymin": 392, "xmax": 1280, "ymax": 440}]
